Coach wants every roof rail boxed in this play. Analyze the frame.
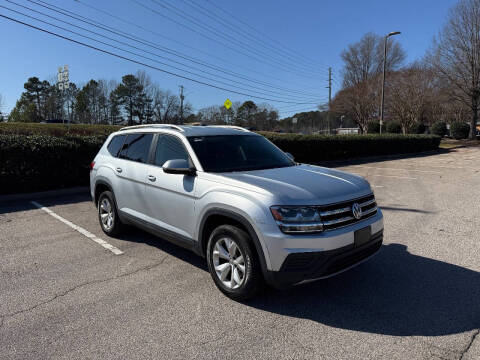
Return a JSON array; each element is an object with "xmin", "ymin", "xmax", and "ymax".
[
  {"xmin": 119, "ymin": 124, "xmax": 184, "ymax": 132},
  {"xmin": 210, "ymin": 125, "xmax": 250, "ymax": 132}
]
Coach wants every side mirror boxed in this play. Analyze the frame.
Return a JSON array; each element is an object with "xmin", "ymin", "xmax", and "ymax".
[
  {"xmin": 163, "ymin": 159, "xmax": 196, "ymax": 176},
  {"xmin": 285, "ymin": 152, "xmax": 295, "ymax": 161}
]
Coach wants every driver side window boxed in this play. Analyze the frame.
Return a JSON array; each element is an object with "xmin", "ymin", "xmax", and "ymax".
[{"xmin": 154, "ymin": 134, "xmax": 189, "ymax": 167}]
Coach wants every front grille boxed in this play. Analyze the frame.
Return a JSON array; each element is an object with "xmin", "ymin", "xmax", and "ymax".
[
  {"xmin": 318, "ymin": 194, "xmax": 377, "ymax": 231},
  {"xmin": 323, "ymin": 238, "xmax": 382, "ymax": 276}
]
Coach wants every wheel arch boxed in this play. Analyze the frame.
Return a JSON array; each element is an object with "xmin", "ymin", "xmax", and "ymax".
[
  {"xmin": 198, "ymin": 208, "xmax": 269, "ymax": 280},
  {"xmin": 93, "ymin": 179, "xmax": 113, "ymax": 207}
]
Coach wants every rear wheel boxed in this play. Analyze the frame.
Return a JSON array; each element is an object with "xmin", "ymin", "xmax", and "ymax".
[
  {"xmin": 206, "ymin": 225, "xmax": 263, "ymax": 300},
  {"xmin": 98, "ymin": 191, "xmax": 123, "ymax": 236}
]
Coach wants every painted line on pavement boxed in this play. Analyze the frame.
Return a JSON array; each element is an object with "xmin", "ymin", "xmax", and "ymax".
[
  {"xmin": 352, "ymin": 165, "xmax": 441, "ymax": 174},
  {"xmin": 353, "ymin": 173, "xmax": 417, "ymax": 180},
  {"xmin": 30, "ymin": 201, "xmax": 124, "ymax": 255}
]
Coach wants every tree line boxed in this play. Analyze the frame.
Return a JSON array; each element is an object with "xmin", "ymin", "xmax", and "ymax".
[
  {"xmin": 8, "ymin": 70, "xmax": 192, "ymax": 126},
  {"xmin": 332, "ymin": 0, "xmax": 480, "ymax": 139}
]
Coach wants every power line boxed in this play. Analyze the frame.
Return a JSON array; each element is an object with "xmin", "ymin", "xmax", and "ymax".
[
  {"xmin": 180, "ymin": 0, "xmax": 328, "ymax": 74},
  {"xmin": 33, "ymin": 0, "xmax": 326, "ymax": 98},
  {"xmin": 7, "ymin": 1, "xmax": 322, "ymax": 102},
  {"xmin": 131, "ymin": 0, "xmax": 322, "ymax": 80},
  {"xmin": 0, "ymin": 13, "xmax": 320, "ymax": 105},
  {"xmin": 148, "ymin": 0, "xmax": 322, "ymax": 76},
  {"xmin": 73, "ymin": 0, "xmax": 325, "ymax": 92},
  {"xmin": 203, "ymin": 0, "xmax": 324, "ymax": 69}
]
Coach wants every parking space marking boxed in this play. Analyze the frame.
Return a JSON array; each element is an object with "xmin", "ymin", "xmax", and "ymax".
[
  {"xmin": 30, "ymin": 201, "xmax": 124, "ymax": 255},
  {"xmin": 352, "ymin": 173, "xmax": 417, "ymax": 180},
  {"xmin": 352, "ymin": 165, "xmax": 441, "ymax": 174}
]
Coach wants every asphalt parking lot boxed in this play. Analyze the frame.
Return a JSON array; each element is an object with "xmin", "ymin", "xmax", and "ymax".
[{"xmin": 1, "ymin": 147, "xmax": 479, "ymax": 360}]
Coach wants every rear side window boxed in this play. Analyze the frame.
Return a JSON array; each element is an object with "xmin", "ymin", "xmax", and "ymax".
[
  {"xmin": 119, "ymin": 133, "xmax": 153, "ymax": 163},
  {"xmin": 107, "ymin": 135, "xmax": 126, "ymax": 157},
  {"xmin": 154, "ymin": 135, "xmax": 189, "ymax": 166}
]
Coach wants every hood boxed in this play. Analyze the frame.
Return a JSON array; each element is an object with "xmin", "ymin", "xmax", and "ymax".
[{"xmin": 219, "ymin": 164, "xmax": 372, "ymax": 205}]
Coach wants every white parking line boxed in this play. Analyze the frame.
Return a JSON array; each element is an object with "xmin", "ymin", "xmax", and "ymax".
[
  {"xmin": 353, "ymin": 173, "xmax": 417, "ymax": 180},
  {"xmin": 30, "ymin": 201, "xmax": 124, "ymax": 255},
  {"xmin": 352, "ymin": 165, "xmax": 441, "ymax": 174}
]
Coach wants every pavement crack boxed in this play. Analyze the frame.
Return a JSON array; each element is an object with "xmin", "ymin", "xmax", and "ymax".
[
  {"xmin": 0, "ymin": 254, "xmax": 169, "ymax": 324},
  {"xmin": 459, "ymin": 328, "xmax": 479, "ymax": 360}
]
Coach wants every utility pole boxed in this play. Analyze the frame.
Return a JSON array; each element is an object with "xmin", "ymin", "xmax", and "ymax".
[
  {"xmin": 327, "ymin": 67, "xmax": 332, "ymax": 134},
  {"xmin": 179, "ymin": 85, "xmax": 185, "ymax": 124},
  {"xmin": 380, "ymin": 31, "xmax": 401, "ymax": 134}
]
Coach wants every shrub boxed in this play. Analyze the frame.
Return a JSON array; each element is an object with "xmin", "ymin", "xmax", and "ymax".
[
  {"xmin": 386, "ymin": 121, "xmax": 402, "ymax": 134},
  {"xmin": 259, "ymin": 132, "xmax": 441, "ymax": 163},
  {"xmin": 367, "ymin": 121, "xmax": 380, "ymax": 134},
  {"xmin": 431, "ymin": 122, "xmax": 447, "ymax": 137},
  {"xmin": 0, "ymin": 122, "xmax": 121, "ymax": 137},
  {"xmin": 0, "ymin": 134, "xmax": 105, "ymax": 195},
  {"xmin": 450, "ymin": 122, "xmax": 470, "ymax": 139},
  {"xmin": 0, "ymin": 130, "xmax": 442, "ymax": 195},
  {"xmin": 411, "ymin": 123, "xmax": 426, "ymax": 134}
]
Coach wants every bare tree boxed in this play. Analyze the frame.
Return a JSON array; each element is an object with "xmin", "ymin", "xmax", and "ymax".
[
  {"xmin": 430, "ymin": 0, "xmax": 480, "ymax": 139},
  {"xmin": 332, "ymin": 80, "xmax": 379, "ymax": 133},
  {"xmin": 338, "ymin": 32, "xmax": 406, "ymax": 131},
  {"xmin": 341, "ymin": 32, "xmax": 406, "ymax": 88},
  {"xmin": 387, "ymin": 64, "xmax": 436, "ymax": 133}
]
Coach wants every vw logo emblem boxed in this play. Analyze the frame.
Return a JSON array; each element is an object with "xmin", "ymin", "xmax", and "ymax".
[{"xmin": 352, "ymin": 203, "xmax": 362, "ymax": 220}]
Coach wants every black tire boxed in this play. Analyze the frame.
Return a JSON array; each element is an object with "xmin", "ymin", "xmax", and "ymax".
[
  {"xmin": 97, "ymin": 190, "xmax": 124, "ymax": 236},
  {"xmin": 206, "ymin": 225, "xmax": 263, "ymax": 301}
]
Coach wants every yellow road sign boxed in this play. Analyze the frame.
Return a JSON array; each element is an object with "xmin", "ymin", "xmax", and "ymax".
[{"xmin": 224, "ymin": 99, "xmax": 232, "ymax": 109}]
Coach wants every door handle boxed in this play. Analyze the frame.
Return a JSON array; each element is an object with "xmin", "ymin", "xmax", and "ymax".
[
  {"xmin": 148, "ymin": 175, "xmax": 156, "ymax": 182},
  {"xmin": 116, "ymin": 167, "xmax": 123, "ymax": 173}
]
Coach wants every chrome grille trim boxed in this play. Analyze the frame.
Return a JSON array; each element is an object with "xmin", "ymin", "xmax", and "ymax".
[
  {"xmin": 322, "ymin": 215, "xmax": 355, "ymax": 226},
  {"xmin": 319, "ymin": 206, "xmax": 351, "ymax": 217},
  {"xmin": 359, "ymin": 198, "xmax": 376, "ymax": 208},
  {"xmin": 318, "ymin": 193, "xmax": 378, "ymax": 231}
]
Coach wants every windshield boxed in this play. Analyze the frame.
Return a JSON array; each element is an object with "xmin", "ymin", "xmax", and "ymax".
[{"xmin": 188, "ymin": 135, "xmax": 294, "ymax": 173}]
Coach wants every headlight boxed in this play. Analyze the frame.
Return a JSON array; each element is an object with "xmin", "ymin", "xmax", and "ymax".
[{"xmin": 270, "ymin": 206, "xmax": 323, "ymax": 234}]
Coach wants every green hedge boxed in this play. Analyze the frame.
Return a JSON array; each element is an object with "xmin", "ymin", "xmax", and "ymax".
[
  {"xmin": 431, "ymin": 122, "xmax": 447, "ymax": 137},
  {"xmin": 0, "ymin": 134, "xmax": 105, "ymax": 195},
  {"xmin": 386, "ymin": 121, "xmax": 402, "ymax": 134},
  {"xmin": 450, "ymin": 122, "xmax": 470, "ymax": 139},
  {"xmin": 260, "ymin": 132, "xmax": 441, "ymax": 163},
  {"xmin": 0, "ymin": 131, "xmax": 441, "ymax": 195},
  {"xmin": 0, "ymin": 122, "xmax": 121, "ymax": 137}
]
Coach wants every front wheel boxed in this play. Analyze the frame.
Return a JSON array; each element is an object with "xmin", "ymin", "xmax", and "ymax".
[{"xmin": 206, "ymin": 225, "xmax": 263, "ymax": 300}]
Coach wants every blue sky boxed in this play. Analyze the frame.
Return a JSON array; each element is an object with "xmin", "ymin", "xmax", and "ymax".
[{"xmin": 0, "ymin": 0, "xmax": 457, "ymax": 118}]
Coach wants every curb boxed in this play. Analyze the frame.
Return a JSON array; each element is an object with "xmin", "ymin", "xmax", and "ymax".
[
  {"xmin": 314, "ymin": 149, "xmax": 446, "ymax": 168},
  {"xmin": 0, "ymin": 186, "xmax": 90, "ymax": 204}
]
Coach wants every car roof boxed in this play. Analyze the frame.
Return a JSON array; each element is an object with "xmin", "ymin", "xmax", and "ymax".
[{"xmin": 116, "ymin": 124, "xmax": 258, "ymax": 137}]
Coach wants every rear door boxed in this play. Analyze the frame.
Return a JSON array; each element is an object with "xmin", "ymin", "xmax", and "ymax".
[
  {"xmin": 144, "ymin": 134, "xmax": 197, "ymax": 239},
  {"xmin": 115, "ymin": 132, "xmax": 154, "ymax": 220}
]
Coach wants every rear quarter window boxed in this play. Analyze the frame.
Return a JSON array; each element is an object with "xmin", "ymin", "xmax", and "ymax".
[{"xmin": 107, "ymin": 135, "xmax": 126, "ymax": 157}]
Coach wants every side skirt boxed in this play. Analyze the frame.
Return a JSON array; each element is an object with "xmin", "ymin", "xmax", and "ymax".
[{"xmin": 119, "ymin": 211, "xmax": 201, "ymax": 255}]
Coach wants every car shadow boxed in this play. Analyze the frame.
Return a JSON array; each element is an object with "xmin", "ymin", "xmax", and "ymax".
[
  {"xmin": 114, "ymin": 228, "xmax": 479, "ymax": 337},
  {"xmin": 246, "ymin": 243, "xmax": 480, "ymax": 336},
  {"xmin": 380, "ymin": 206, "xmax": 433, "ymax": 214}
]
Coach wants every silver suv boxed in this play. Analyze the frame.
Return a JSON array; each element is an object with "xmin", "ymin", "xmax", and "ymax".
[{"xmin": 90, "ymin": 125, "xmax": 384, "ymax": 300}]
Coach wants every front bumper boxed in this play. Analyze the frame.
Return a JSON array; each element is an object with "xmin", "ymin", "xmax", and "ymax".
[{"xmin": 264, "ymin": 230, "xmax": 383, "ymax": 288}]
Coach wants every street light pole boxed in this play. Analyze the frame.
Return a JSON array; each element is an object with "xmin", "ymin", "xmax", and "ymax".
[{"xmin": 379, "ymin": 31, "xmax": 400, "ymax": 134}]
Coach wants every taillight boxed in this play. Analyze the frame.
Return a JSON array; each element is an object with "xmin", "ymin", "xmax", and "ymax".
[{"xmin": 90, "ymin": 161, "xmax": 95, "ymax": 171}]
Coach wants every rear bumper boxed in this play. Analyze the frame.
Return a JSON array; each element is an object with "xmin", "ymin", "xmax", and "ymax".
[{"xmin": 264, "ymin": 230, "xmax": 383, "ymax": 288}]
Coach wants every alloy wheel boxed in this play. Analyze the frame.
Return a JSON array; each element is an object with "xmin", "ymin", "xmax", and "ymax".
[
  {"xmin": 99, "ymin": 197, "xmax": 114, "ymax": 231},
  {"xmin": 212, "ymin": 237, "xmax": 246, "ymax": 289}
]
